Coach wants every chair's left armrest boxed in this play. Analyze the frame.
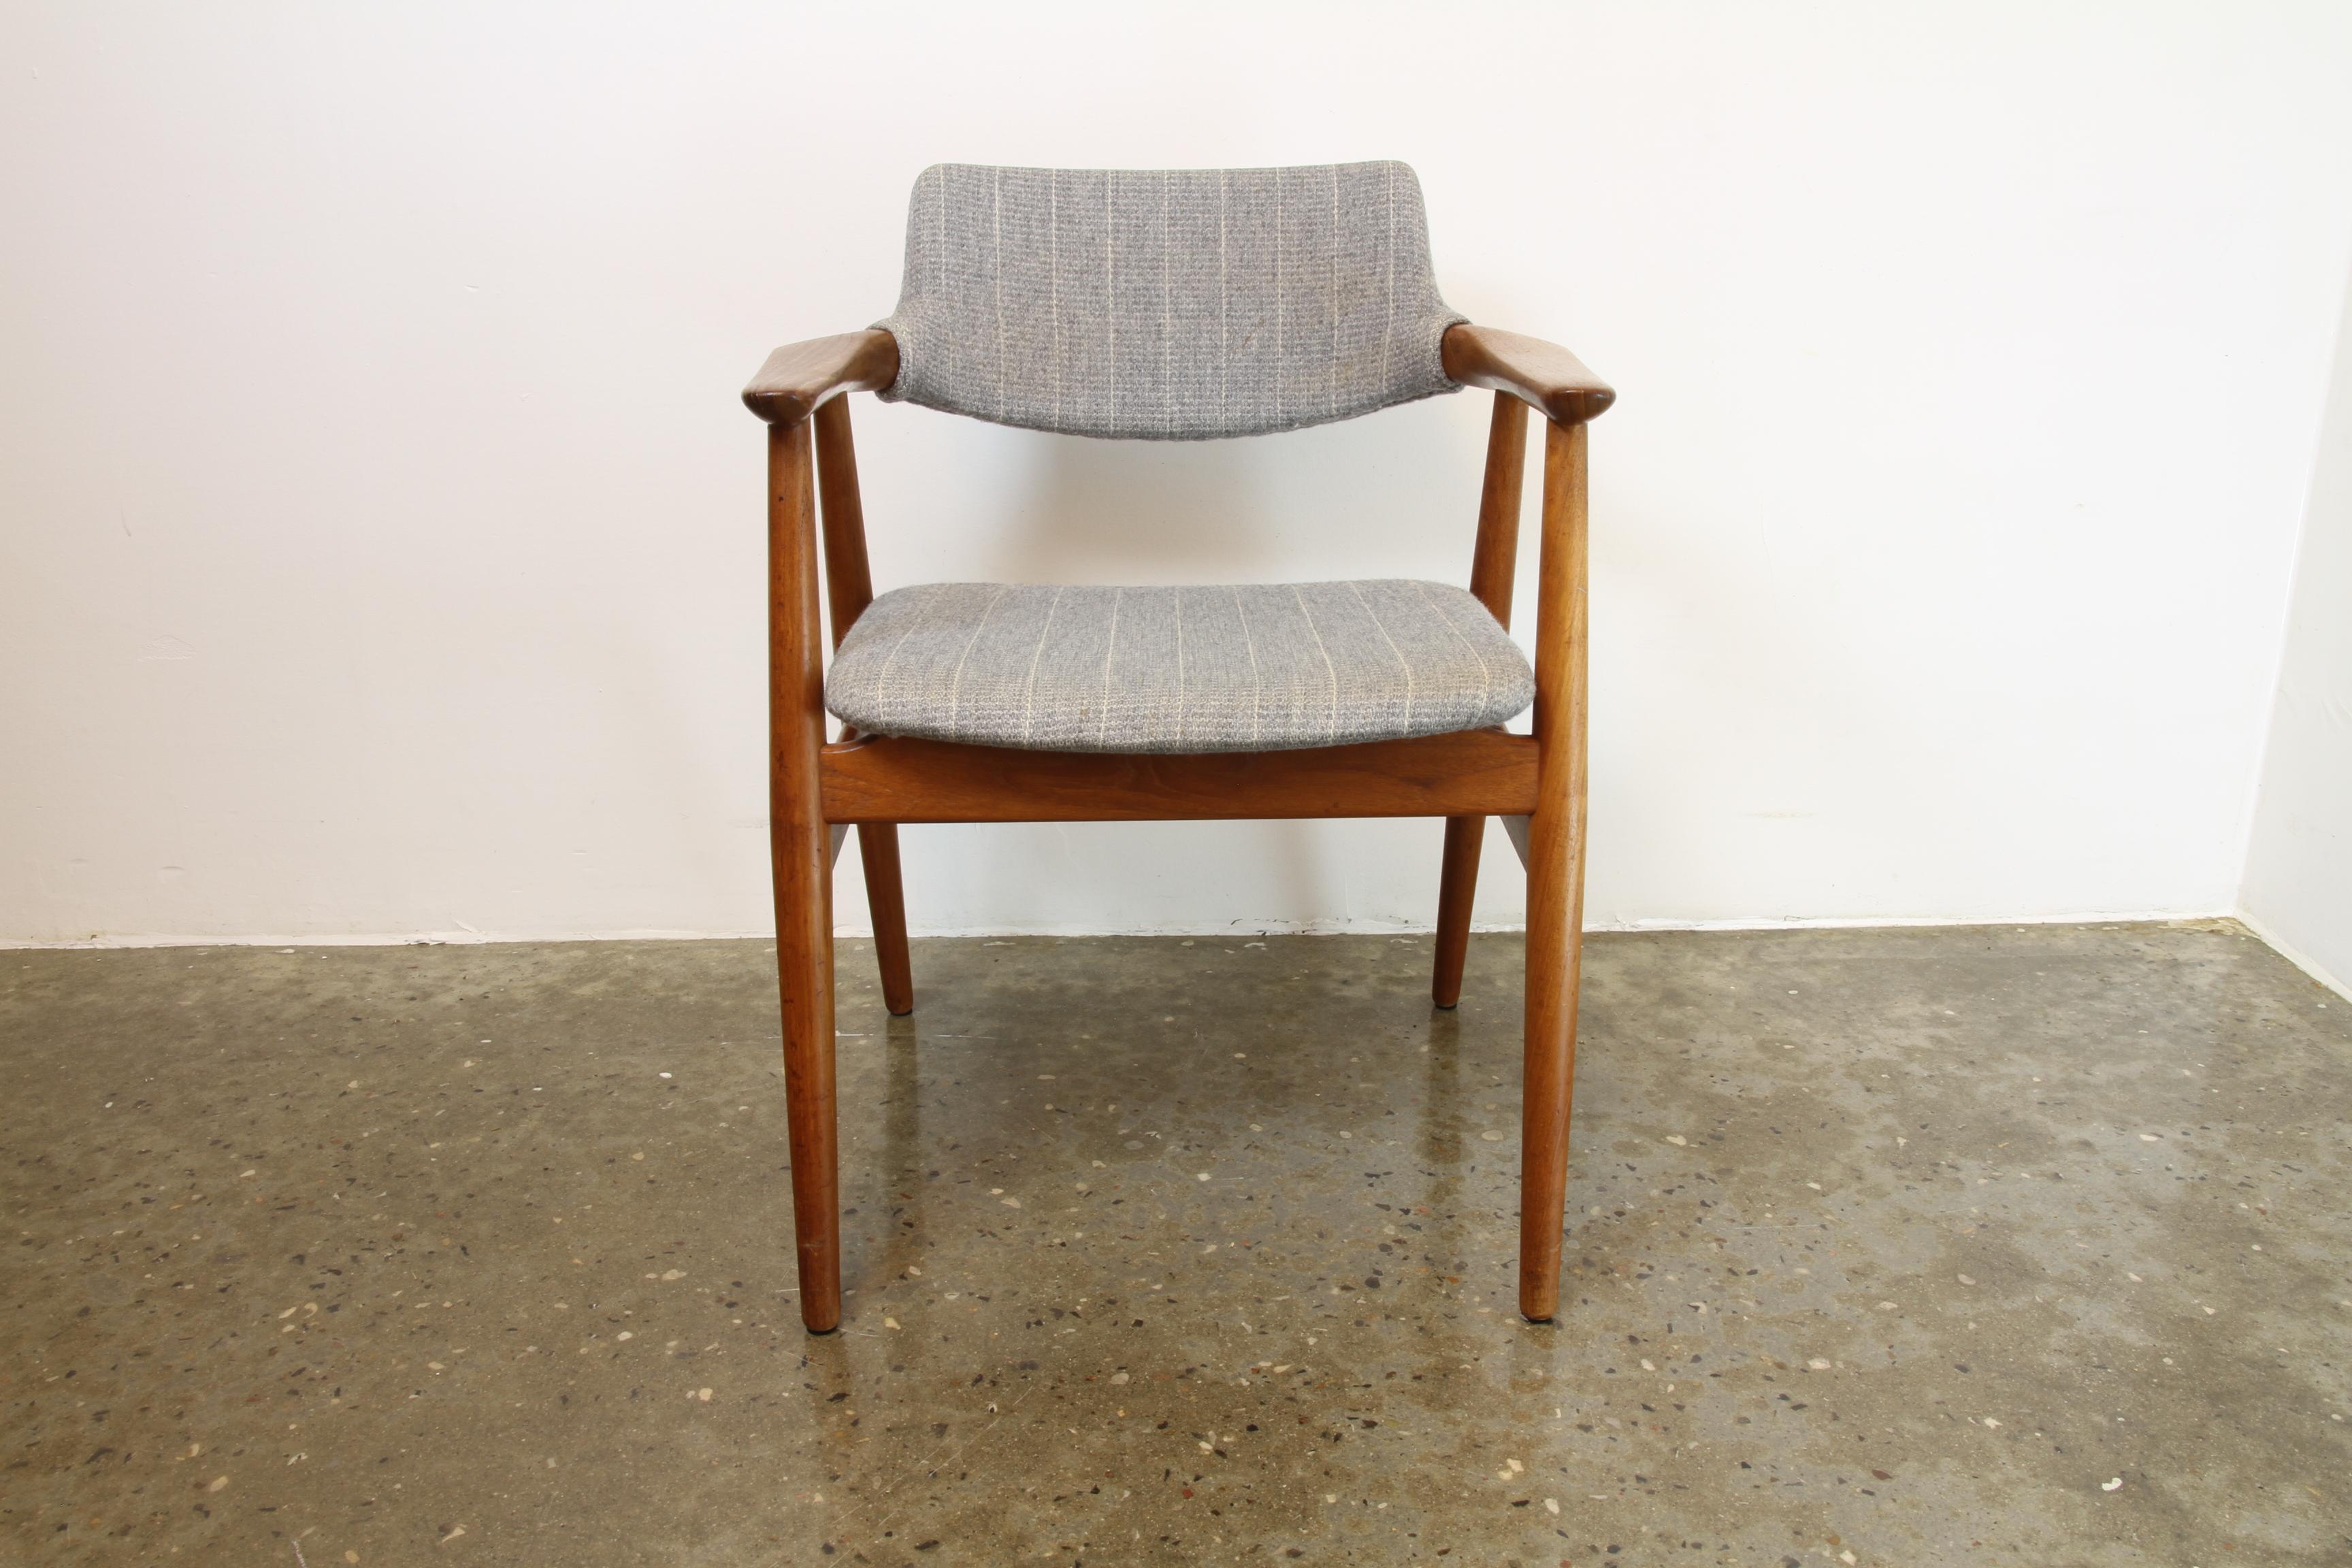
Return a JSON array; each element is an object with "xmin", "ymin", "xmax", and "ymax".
[
  {"xmin": 742, "ymin": 329, "xmax": 901, "ymax": 425},
  {"xmin": 1441, "ymin": 323, "xmax": 1615, "ymax": 425}
]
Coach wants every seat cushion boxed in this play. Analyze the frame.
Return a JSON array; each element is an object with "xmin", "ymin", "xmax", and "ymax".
[{"xmin": 826, "ymin": 580, "xmax": 1533, "ymax": 754}]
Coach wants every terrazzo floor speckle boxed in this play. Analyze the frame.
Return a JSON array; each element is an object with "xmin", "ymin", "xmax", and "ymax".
[{"xmin": 2, "ymin": 922, "xmax": 2347, "ymax": 1565}]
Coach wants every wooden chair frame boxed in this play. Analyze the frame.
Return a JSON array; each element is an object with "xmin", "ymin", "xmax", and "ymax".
[{"xmin": 744, "ymin": 322, "xmax": 1612, "ymax": 1330}]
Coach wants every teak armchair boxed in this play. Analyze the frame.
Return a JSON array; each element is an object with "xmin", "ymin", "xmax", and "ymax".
[{"xmin": 742, "ymin": 163, "xmax": 1612, "ymax": 1332}]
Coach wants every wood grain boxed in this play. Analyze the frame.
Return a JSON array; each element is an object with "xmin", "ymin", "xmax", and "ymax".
[
  {"xmin": 1442, "ymin": 323, "xmax": 1615, "ymax": 427},
  {"xmin": 855, "ymin": 823, "xmax": 915, "ymax": 1016},
  {"xmin": 1434, "ymin": 391, "xmax": 1532, "ymax": 1007},
  {"xmin": 742, "ymin": 330, "xmax": 900, "ymax": 427},
  {"xmin": 813, "ymin": 396, "xmax": 915, "ymax": 1014},
  {"xmin": 819, "ymin": 730, "xmax": 1539, "ymax": 826},
  {"xmin": 813, "ymin": 397, "xmax": 879, "ymax": 645},
  {"xmin": 1430, "ymin": 817, "xmax": 1483, "ymax": 1009},
  {"xmin": 1518, "ymin": 417, "xmax": 1591, "ymax": 1323},
  {"xmin": 768, "ymin": 418, "xmax": 842, "ymax": 1332}
]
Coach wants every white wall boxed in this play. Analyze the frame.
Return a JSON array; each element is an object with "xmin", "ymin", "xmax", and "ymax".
[
  {"xmin": 2242, "ymin": 256, "xmax": 2352, "ymax": 996},
  {"xmin": 5, "ymin": 2, "xmax": 2352, "ymax": 945}
]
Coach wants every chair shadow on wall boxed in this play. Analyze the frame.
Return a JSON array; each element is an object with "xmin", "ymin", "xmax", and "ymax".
[{"xmin": 957, "ymin": 410, "xmax": 1474, "ymax": 928}]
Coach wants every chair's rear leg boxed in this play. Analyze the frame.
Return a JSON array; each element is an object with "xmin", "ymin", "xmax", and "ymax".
[
  {"xmin": 771, "ymin": 418, "xmax": 841, "ymax": 1333},
  {"xmin": 811, "ymin": 397, "xmax": 906, "ymax": 1020},
  {"xmin": 1448, "ymin": 393, "xmax": 1529, "ymax": 1009},
  {"xmin": 1431, "ymin": 815, "xmax": 1484, "ymax": 1007},
  {"xmin": 858, "ymin": 822, "xmax": 915, "ymax": 1015}
]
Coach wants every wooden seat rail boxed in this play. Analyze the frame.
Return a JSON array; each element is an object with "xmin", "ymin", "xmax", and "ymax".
[{"xmin": 818, "ymin": 730, "xmax": 1538, "ymax": 825}]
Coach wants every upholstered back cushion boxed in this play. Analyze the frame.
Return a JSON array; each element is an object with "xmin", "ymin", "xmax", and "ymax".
[{"xmin": 875, "ymin": 161, "xmax": 1465, "ymax": 440}]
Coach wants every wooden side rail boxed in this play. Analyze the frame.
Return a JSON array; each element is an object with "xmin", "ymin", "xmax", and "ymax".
[{"xmin": 819, "ymin": 730, "xmax": 1539, "ymax": 825}]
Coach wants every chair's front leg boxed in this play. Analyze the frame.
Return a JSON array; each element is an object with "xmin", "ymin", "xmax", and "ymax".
[
  {"xmin": 1520, "ymin": 418, "xmax": 1590, "ymax": 1323},
  {"xmin": 770, "ymin": 419, "xmax": 842, "ymax": 1332}
]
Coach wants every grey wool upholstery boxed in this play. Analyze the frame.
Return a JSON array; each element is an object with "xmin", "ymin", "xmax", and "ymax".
[
  {"xmin": 826, "ymin": 581, "xmax": 1532, "ymax": 754},
  {"xmin": 875, "ymin": 161, "xmax": 1466, "ymax": 440}
]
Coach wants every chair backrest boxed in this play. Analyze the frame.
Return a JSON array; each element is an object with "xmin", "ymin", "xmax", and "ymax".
[{"xmin": 875, "ymin": 161, "xmax": 1465, "ymax": 441}]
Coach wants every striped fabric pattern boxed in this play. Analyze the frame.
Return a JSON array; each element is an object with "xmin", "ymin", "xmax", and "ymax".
[
  {"xmin": 875, "ymin": 162, "xmax": 1465, "ymax": 440},
  {"xmin": 826, "ymin": 580, "xmax": 1531, "ymax": 754}
]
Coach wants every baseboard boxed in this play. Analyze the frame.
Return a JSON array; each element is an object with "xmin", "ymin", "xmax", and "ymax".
[
  {"xmin": 3, "ymin": 909, "xmax": 2235, "ymax": 951},
  {"xmin": 2234, "ymin": 908, "xmax": 2352, "ymax": 1003},
  {"xmin": 0, "ymin": 927, "xmax": 777, "ymax": 951}
]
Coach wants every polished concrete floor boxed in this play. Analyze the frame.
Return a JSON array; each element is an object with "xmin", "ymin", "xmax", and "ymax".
[{"xmin": 2, "ymin": 923, "xmax": 2347, "ymax": 1566}]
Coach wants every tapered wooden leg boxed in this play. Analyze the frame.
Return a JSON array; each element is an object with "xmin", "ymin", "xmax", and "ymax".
[
  {"xmin": 1443, "ymin": 393, "xmax": 1531, "ymax": 1009},
  {"xmin": 1520, "ymin": 419, "xmax": 1590, "ymax": 1324},
  {"xmin": 808, "ymin": 398, "xmax": 911, "ymax": 1021},
  {"xmin": 770, "ymin": 419, "xmax": 840, "ymax": 1333},
  {"xmin": 858, "ymin": 822, "xmax": 915, "ymax": 1015},
  {"xmin": 1431, "ymin": 816, "xmax": 1484, "ymax": 1007}
]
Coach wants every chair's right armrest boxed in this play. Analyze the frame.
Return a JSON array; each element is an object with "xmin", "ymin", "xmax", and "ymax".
[
  {"xmin": 1441, "ymin": 323, "xmax": 1615, "ymax": 425},
  {"xmin": 742, "ymin": 330, "xmax": 900, "ymax": 425}
]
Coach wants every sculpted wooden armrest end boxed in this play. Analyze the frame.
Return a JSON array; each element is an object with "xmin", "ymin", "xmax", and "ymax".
[
  {"xmin": 742, "ymin": 330, "xmax": 900, "ymax": 425},
  {"xmin": 1442, "ymin": 323, "xmax": 1614, "ymax": 425}
]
